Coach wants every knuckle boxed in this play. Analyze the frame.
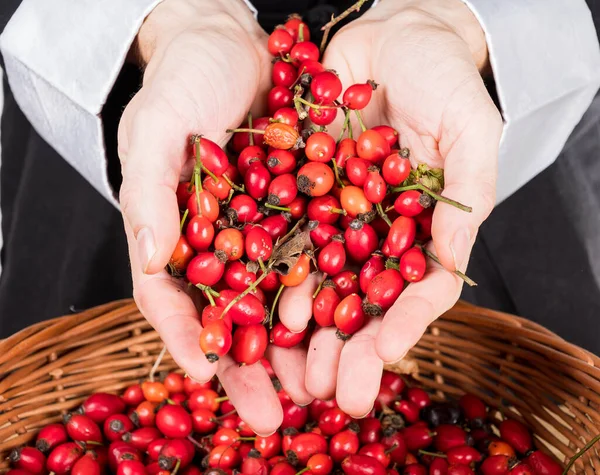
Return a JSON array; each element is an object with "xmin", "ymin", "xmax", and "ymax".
[{"xmin": 476, "ymin": 180, "xmax": 497, "ymax": 220}]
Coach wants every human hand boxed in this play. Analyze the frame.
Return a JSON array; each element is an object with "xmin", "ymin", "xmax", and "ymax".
[
  {"xmin": 278, "ymin": 0, "xmax": 503, "ymax": 417},
  {"xmin": 117, "ymin": 0, "xmax": 291, "ymax": 435}
]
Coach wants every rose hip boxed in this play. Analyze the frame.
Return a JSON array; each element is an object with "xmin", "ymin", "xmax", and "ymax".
[
  {"xmin": 345, "ymin": 220, "xmax": 379, "ymax": 263},
  {"xmin": 313, "ymin": 285, "xmax": 341, "ymax": 327},
  {"xmin": 330, "ymin": 428, "xmax": 360, "ymax": 463},
  {"xmin": 267, "ymin": 149, "xmax": 297, "ymax": 175},
  {"xmin": 364, "ymin": 269, "xmax": 403, "ymax": 315},
  {"xmin": 186, "ymin": 251, "xmax": 227, "ymax": 287},
  {"xmin": 357, "ymin": 130, "xmax": 390, "ymax": 163},
  {"xmin": 311, "ymin": 71, "xmax": 342, "ymax": 103},
  {"xmin": 47, "ymin": 442, "xmax": 84, "ymax": 474},
  {"xmin": 231, "ymin": 324, "xmax": 268, "ymax": 365},
  {"xmin": 342, "ymin": 454, "xmax": 387, "ymax": 475},
  {"xmin": 499, "ymin": 419, "xmax": 532, "ymax": 455},
  {"xmin": 372, "ymin": 125, "xmax": 399, "ymax": 148},
  {"xmin": 318, "ymin": 236, "xmax": 347, "ymax": 275},
  {"xmin": 288, "ymin": 432, "xmax": 328, "ymax": 465},
  {"xmin": 298, "ymin": 162, "xmax": 335, "ymax": 197},
  {"xmin": 306, "ymin": 132, "xmax": 337, "ymax": 162},
  {"xmin": 399, "ymin": 247, "xmax": 426, "ymax": 282},
  {"xmin": 384, "ymin": 216, "xmax": 416, "ymax": 258},
  {"xmin": 36, "ymin": 423, "xmax": 68, "ymax": 453},
  {"xmin": 382, "ymin": 153, "xmax": 410, "ymax": 186},
  {"xmin": 334, "ymin": 294, "xmax": 365, "ymax": 337},
  {"xmin": 394, "ymin": 190, "xmax": 425, "ymax": 217},
  {"xmin": 332, "ymin": 270, "xmax": 360, "ymax": 298},
  {"xmin": 268, "ymin": 173, "xmax": 298, "ymax": 206},
  {"xmin": 340, "ymin": 186, "xmax": 372, "ymax": 218},
  {"xmin": 81, "ymin": 393, "xmax": 126, "ymax": 424}
]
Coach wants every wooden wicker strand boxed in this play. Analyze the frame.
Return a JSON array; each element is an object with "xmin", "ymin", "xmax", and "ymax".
[{"xmin": 1, "ymin": 299, "xmax": 600, "ymax": 472}]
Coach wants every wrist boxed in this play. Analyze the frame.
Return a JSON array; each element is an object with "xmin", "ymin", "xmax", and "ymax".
[
  {"xmin": 130, "ymin": 0, "xmax": 259, "ymax": 67},
  {"xmin": 380, "ymin": 0, "xmax": 489, "ymax": 73}
]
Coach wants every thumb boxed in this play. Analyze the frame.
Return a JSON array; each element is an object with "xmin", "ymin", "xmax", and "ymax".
[
  {"xmin": 119, "ymin": 101, "xmax": 186, "ymax": 275},
  {"xmin": 431, "ymin": 98, "xmax": 502, "ymax": 271}
]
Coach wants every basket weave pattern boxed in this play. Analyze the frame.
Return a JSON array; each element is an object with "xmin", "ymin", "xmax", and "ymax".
[{"xmin": 0, "ymin": 299, "xmax": 599, "ymax": 472}]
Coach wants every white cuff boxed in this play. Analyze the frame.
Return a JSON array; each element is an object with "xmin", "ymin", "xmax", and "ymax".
[
  {"xmin": 462, "ymin": 0, "xmax": 600, "ymax": 203},
  {"xmin": 0, "ymin": 0, "xmax": 165, "ymax": 207}
]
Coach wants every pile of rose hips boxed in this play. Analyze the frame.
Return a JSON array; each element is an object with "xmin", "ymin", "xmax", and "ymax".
[
  {"xmin": 7, "ymin": 368, "xmax": 564, "ymax": 474},
  {"xmin": 168, "ymin": 13, "xmax": 474, "ymax": 367}
]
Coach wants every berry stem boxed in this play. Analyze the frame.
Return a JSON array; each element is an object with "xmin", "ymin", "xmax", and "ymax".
[
  {"xmin": 330, "ymin": 207, "xmax": 347, "ymax": 215},
  {"xmin": 214, "ymin": 409, "xmax": 238, "ymax": 420},
  {"xmin": 226, "ymin": 127, "xmax": 265, "ymax": 134},
  {"xmin": 338, "ymin": 109, "xmax": 351, "ymax": 142},
  {"xmin": 320, "ymin": 0, "xmax": 369, "ymax": 53},
  {"xmin": 220, "ymin": 272, "xmax": 270, "ymax": 319},
  {"xmin": 376, "ymin": 202, "xmax": 392, "ymax": 227},
  {"xmin": 265, "ymin": 203, "xmax": 292, "ymax": 212},
  {"xmin": 312, "ymin": 275, "xmax": 327, "ymax": 298},
  {"xmin": 180, "ymin": 209, "xmax": 189, "ymax": 233},
  {"xmin": 171, "ymin": 458, "xmax": 181, "ymax": 475},
  {"xmin": 187, "ymin": 435, "xmax": 206, "ymax": 450},
  {"xmin": 248, "ymin": 112, "xmax": 254, "ymax": 146},
  {"xmin": 563, "ymin": 433, "xmax": 600, "ymax": 474},
  {"xmin": 277, "ymin": 215, "xmax": 308, "ymax": 246},
  {"xmin": 294, "ymin": 96, "xmax": 338, "ymax": 110},
  {"xmin": 205, "ymin": 290, "xmax": 216, "ymax": 307},
  {"xmin": 201, "ymin": 165, "xmax": 219, "ymax": 183},
  {"xmin": 419, "ymin": 247, "xmax": 477, "ymax": 287},
  {"xmin": 269, "ymin": 283, "xmax": 285, "ymax": 329},
  {"xmin": 223, "ymin": 173, "xmax": 245, "ymax": 193},
  {"xmin": 295, "ymin": 468, "xmax": 310, "ymax": 475},
  {"xmin": 149, "ymin": 345, "xmax": 167, "ymax": 383},
  {"xmin": 215, "ymin": 396, "xmax": 230, "ymax": 403},
  {"xmin": 418, "ymin": 450, "xmax": 445, "ymax": 458},
  {"xmin": 332, "ymin": 158, "xmax": 345, "ymax": 189},
  {"xmin": 391, "ymin": 183, "xmax": 472, "ymax": 213},
  {"xmin": 354, "ymin": 109, "xmax": 367, "ymax": 133},
  {"xmin": 384, "ymin": 443, "xmax": 399, "ymax": 455},
  {"xmin": 258, "ymin": 257, "xmax": 268, "ymax": 274}
]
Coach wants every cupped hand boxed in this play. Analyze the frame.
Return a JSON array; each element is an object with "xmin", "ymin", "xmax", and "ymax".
[
  {"xmin": 117, "ymin": 0, "xmax": 288, "ymax": 435},
  {"xmin": 278, "ymin": 0, "xmax": 503, "ymax": 417}
]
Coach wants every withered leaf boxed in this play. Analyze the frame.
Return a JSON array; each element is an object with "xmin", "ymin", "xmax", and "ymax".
[{"xmin": 271, "ymin": 231, "xmax": 308, "ymax": 276}]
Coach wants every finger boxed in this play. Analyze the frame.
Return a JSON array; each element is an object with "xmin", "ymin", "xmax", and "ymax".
[
  {"xmin": 375, "ymin": 243, "xmax": 463, "ymax": 364},
  {"xmin": 305, "ymin": 326, "xmax": 345, "ymax": 401},
  {"xmin": 431, "ymin": 89, "xmax": 502, "ymax": 271},
  {"xmin": 278, "ymin": 273, "xmax": 321, "ymax": 332},
  {"xmin": 124, "ymin": 220, "xmax": 218, "ymax": 383},
  {"xmin": 336, "ymin": 318, "xmax": 384, "ymax": 418},
  {"xmin": 217, "ymin": 356, "xmax": 283, "ymax": 436},
  {"xmin": 119, "ymin": 99, "xmax": 187, "ymax": 276},
  {"xmin": 266, "ymin": 345, "xmax": 314, "ymax": 406}
]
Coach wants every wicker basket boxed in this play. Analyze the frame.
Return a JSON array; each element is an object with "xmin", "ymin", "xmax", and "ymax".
[{"xmin": 1, "ymin": 299, "xmax": 599, "ymax": 473}]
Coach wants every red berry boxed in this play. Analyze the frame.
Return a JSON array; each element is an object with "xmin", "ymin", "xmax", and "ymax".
[
  {"xmin": 334, "ymin": 294, "xmax": 365, "ymax": 336},
  {"xmin": 202, "ymin": 305, "xmax": 233, "ymax": 330},
  {"xmin": 245, "ymin": 227, "xmax": 274, "ymax": 262},
  {"xmin": 185, "ymin": 215, "xmax": 215, "ymax": 252},
  {"xmin": 359, "ymin": 254, "xmax": 385, "ymax": 293},
  {"xmin": 429, "ymin": 458, "xmax": 449, "ymax": 475},
  {"xmin": 345, "ymin": 157, "xmax": 370, "ymax": 187},
  {"xmin": 399, "ymin": 247, "xmax": 426, "ymax": 282},
  {"xmin": 267, "ymin": 149, "xmax": 297, "ymax": 175},
  {"xmin": 288, "ymin": 195, "xmax": 308, "ymax": 219},
  {"xmin": 233, "ymin": 117, "xmax": 270, "ymax": 152},
  {"xmin": 231, "ymin": 324, "xmax": 268, "ymax": 364},
  {"xmin": 335, "ymin": 138, "xmax": 357, "ymax": 168},
  {"xmin": 372, "ymin": 125, "xmax": 399, "ymax": 148},
  {"xmin": 228, "ymin": 194, "xmax": 263, "ymax": 223},
  {"xmin": 268, "ymin": 86, "xmax": 294, "ymax": 115},
  {"xmin": 309, "ymin": 221, "xmax": 339, "ymax": 247},
  {"xmin": 227, "ymin": 293, "xmax": 266, "ymax": 326},
  {"xmin": 340, "ymin": 186, "xmax": 372, "ymax": 218},
  {"xmin": 268, "ymin": 173, "xmax": 298, "ymax": 206},
  {"xmin": 284, "ymin": 17, "xmax": 311, "ymax": 42},
  {"xmin": 343, "ymin": 81, "xmax": 376, "ymax": 110},
  {"xmin": 193, "ymin": 137, "xmax": 229, "ymax": 177},
  {"xmin": 47, "ymin": 442, "xmax": 84, "ymax": 474},
  {"xmin": 364, "ymin": 168, "xmax": 387, "ymax": 204},
  {"xmin": 525, "ymin": 450, "xmax": 562, "ymax": 475},
  {"xmin": 394, "ymin": 400, "xmax": 420, "ymax": 424},
  {"xmin": 331, "ymin": 270, "xmax": 360, "ymax": 298},
  {"xmin": 215, "ymin": 228, "xmax": 245, "ymax": 261},
  {"xmin": 280, "ymin": 253, "xmax": 312, "ymax": 287},
  {"xmin": 281, "ymin": 403, "xmax": 309, "ymax": 430},
  {"xmin": 307, "ymin": 195, "xmax": 343, "ymax": 224},
  {"xmin": 186, "ymin": 251, "xmax": 227, "ymax": 286},
  {"xmin": 104, "ymin": 414, "xmax": 134, "ymax": 442},
  {"xmin": 156, "ymin": 404, "xmax": 192, "ymax": 438},
  {"xmin": 270, "ymin": 321, "xmax": 308, "ymax": 348},
  {"xmin": 402, "ymin": 424, "xmax": 434, "ymax": 452},
  {"xmin": 394, "ymin": 190, "xmax": 424, "ymax": 217},
  {"xmin": 255, "ymin": 432, "xmax": 282, "ymax": 459},
  {"xmin": 313, "ymin": 285, "xmax": 341, "ymax": 327},
  {"xmin": 245, "ymin": 160, "xmax": 272, "ymax": 201},
  {"xmin": 224, "ymin": 261, "xmax": 257, "ymax": 291},
  {"xmin": 288, "ymin": 432, "xmax": 328, "ymax": 465},
  {"xmin": 199, "ymin": 320, "xmax": 233, "ymax": 362},
  {"xmin": 499, "ymin": 419, "xmax": 533, "ymax": 455},
  {"xmin": 187, "ymin": 190, "xmax": 220, "ymax": 222},
  {"xmin": 307, "ymin": 453, "xmax": 334, "ymax": 475},
  {"xmin": 238, "ymin": 145, "xmax": 268, "ymax": 177},
  {"xmin": 298, "ymin": 59, "xmax": 324, "ymax": 78},
  {"xmin": 177, "ymin": 182, "xmax": 195, "ymax": 209},
  {"xmin": 306, "ymin": 131, "xmax": 337, "ymax": 162},
  {"xmin": 9, "ymin": 447, "xmax": 46, "ymax": 474},
  {"xmin": 116, "ymin": 459, "xmax": 146, "ymax": 475},
  {"xmin": 36, "ymin": 423, "xmax": 68, "ymax": 453},
  {"xmin": 290, "ymin": 41, "xmax": 320, "ymax": 65},
  {"xmin": 330, "ymin": 428, "xmax": 360, "ymax": 463},
  {"xmin": 298, "ymin": 162, "xmax": 335, "ymax": 197},
  {"xmin": 434, "ymin": 425, "xmax": 470, "ymax": 453},
  {"xmin": 380, "ymin": 431, "xmax": 407, "ymax": 465},
  {"xmin": 383, "ymin": 217, "xmax": 416, "ymax": 259},
  {"xmin": 311, "ymin": 71, "xmax": 343, "ymax": 103},
  {"xmin": 268, "ymin": 28, "xmax": 294, "ymax": 55},
  {"xmin": 123, "ymin": 427, "xmax": 162, "ymax": 451},
  {"xmin": 309, "ymin": 106, "xmax": 338, "ymax": 126},
  {"xmin": 159, "ymin": 439, "xmax": 195, "ymax": 470},
  {"xmin": 64, "ymin": 413, "xmax": 103, "ymax": 443},
  {"xmin": 319, "ymin": 407, "xmax": 351, "ymax": 436},
  {"xmin": 365, "ymin": 269, "xmax": 403, "ymax": 315},
  {"xmin": 344, "ymin": 220, "xmax": 378, "ymax": 263},
  {"xmin": 273, "ymin": 107, "xmax": 300, "ymax": 127},
  {"xmin": 188, "ymin": 388, "xmax": 221, "ymax": 412},
  {"xmin": 357, "ymin": 130, "xmax": 390, "ymax": 163},
  {"xmin": 358, "ymin": 443, "xmax": 391, "ymax": 468},
  {"xmin": 447, "ymin": 446, "xmax": 482, "ymax": 465},
  {"xmin": 382, "ymin": 153, "xmax": 410, "ymax": 186},
  {"xmin": 81, "ymin": 393, "xmax": 126, "ymax": 423},
  {"xmin": 318, "ymin": 237, "xmax": 347, "ymax": 275}
]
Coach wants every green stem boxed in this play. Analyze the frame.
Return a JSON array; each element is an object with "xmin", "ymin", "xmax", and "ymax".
[
  {"xmin": 563, "ymin": 434, "xmax": 600, "ymax": 474},
  {"xmin": 226, "ymin": 127, "xmax": 265, "ymax": 134},
  {"xmin": 201, "ymin": 165, "xmax": 218, "ymax": 183},
  {"xmin": 331, "ymin": 159, "xmax": 345, "ymax": 189},
  {"xmin": 265, "ymin": 203, "xmax": 292, "ymax": 212},
  {"xmin": 214, "ymin": 409, "xmax": 237, "ymax": 420},
  {"xmin": 338, "ymin": 109, "xmax": 351, "ymax": 142},
  {"xmin": 420, "ymin": 247, "xmax": 477, "ymax": 287},
  {"xmin": 205, "ymin": 291, "xmax": 216, "ymax": 307},
  {"xmin": 384, "ymin": 443, "xmax": 399, "ymax": 455},
  {"xmin": 248, "ymin": 112, "xmax": 254, "ymax": 146},
  {"xmin": 180, "ymin": 209, "xmax": 189, "ymax": 233},
  {"xmin": 312, "ymin": 275, "xmax": 327, "ymax": 298},
  {"xmin": 376, "ymin": 202, "xmax": 392, "ymax": 227},
  {"xmin": 258, "ymin": 257, "xmax": 268, "ymax": 274},
  {"xmin": 269, "ymin": 283, "xmax": 285, "ymax": 329},
  {"xmin": 172, "ymin": 458, "xmax": 181, "ymax": 475},
  {"xmin": 391, "ymin": 183, "xmax": 472, "ymax": 213},
  {"xmin": 418, "ymin": 450, "xmax": 445, "ymax": 458},
  {"xmin": 223, "ymin": 173, "xmax": 245, "ymax": 193},
  {"xmin": 215, "ymin": 396, "xmax": 229, "ymax": 403},
  {"xmin": 354, "ymin": 109, "xmax": 367, "ymax": 133},
  {"xmin": 329, "ymin": 207, "xmax": 347, "ymax": 215},
  {"xmin": 220, "ymin": 272, "xmax": 270, "ymax": 319},
  {"xmin": 348, "ymin": 117, "xmax": 354, "ymax": 140},
  {"xmin": 294, "ymin": 96, "xmax": 338, "ymax": 110}
]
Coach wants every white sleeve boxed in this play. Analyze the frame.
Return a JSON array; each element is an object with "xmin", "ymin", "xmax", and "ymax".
[
  {"xmin": 461, "ymin": 0, "xmax": 600, "ymax": 204},
  {"xmin": 0, "ymin": 0, "xmax": 166, "ymax": 207}
]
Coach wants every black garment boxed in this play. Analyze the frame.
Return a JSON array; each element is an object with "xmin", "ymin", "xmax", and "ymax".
[{"xmin": 1, "ymin": 1, "xmax": 600, "ymax": 355}]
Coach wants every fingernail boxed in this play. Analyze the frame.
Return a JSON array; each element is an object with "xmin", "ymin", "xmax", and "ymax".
[
  {"xmin": 450, "ymin": 228, "xmax": 471, "ymax": 270},
  {"xmin": 383, "ymin": 349, "xmax": 408, "ymax": 365},
  {"xmin": 137, "ymin": 227, "xmax": 157, "ymax": 274}
]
